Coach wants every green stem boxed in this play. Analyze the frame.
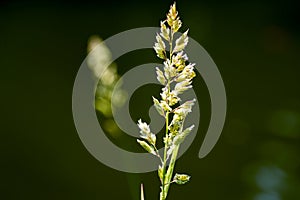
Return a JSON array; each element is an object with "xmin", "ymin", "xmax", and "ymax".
[
  {"xmin": 162, "ymin": 145, "xmax": 180, "ymax": 199},
  {"xmin": 160, "ymin": 27, "xmax": 176, "ymax": 200},
  {"xmin": 161, "ymin": 111, "xmax": 169, "ymax": 197}
]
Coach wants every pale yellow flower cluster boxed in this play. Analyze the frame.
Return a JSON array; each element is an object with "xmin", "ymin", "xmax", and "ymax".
[{"xmin": 137, "ymin": 3, "xmax": 196, "ymax": 200}]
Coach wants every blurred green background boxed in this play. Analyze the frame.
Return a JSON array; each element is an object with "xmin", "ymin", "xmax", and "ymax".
[{"xmin": 1, "ymin": 0, "xmax": 300, "ymax": 199}]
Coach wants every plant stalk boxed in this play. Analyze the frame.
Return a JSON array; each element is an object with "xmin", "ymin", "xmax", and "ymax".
[
  {"xmin": 160, "ymin": 111, "xmax": 169, "ymax": 200},
  {"xmin": 160, "ymin": 144, "xmax": 180, "ymax": 200}
]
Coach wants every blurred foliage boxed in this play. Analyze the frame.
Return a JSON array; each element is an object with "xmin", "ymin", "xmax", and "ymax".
[
  {"xmin": 87, "ymin": 35, "xmax": 126, "ymax": 139},
  {"xmin": 0, "ymin": 0, "xmax": 299, "ymax": 200}
]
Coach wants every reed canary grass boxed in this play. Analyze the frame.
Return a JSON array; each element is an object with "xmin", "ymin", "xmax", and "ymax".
[{"xmin": 138, "ymin": 3, "xmax": 196, "ymax": 200}]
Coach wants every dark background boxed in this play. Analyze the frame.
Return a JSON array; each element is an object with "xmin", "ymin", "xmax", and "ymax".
[{"xmin": 1, "ymin": 0, "xmax": 300, "ymax": 199}]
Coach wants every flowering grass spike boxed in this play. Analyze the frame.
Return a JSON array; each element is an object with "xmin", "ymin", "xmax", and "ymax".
[{"xmin": 137, "ymin": 3, "xmax": 197, "ymax": 200}]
